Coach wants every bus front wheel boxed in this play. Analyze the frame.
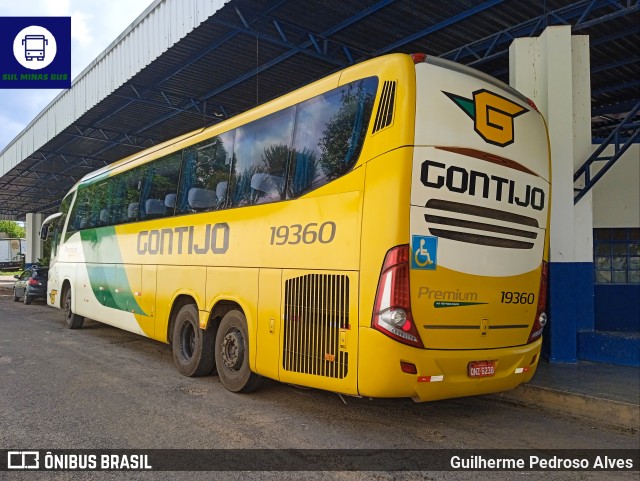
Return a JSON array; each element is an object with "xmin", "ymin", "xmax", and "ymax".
[
  {"xmin": 215, "ymin": 310, "xmax": 261, "ymax": 393},
  {"xmin": 63, "ymin": 288, "xmax": 84, "ymax": 329},
  {"xmin": 172, "ymin": 304, "xmax": 215, "ymax": 377}
]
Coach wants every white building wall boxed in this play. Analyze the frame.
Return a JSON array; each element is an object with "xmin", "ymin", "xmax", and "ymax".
[
  {"xmin": 509, "ymin": 26, "xmax": 593, "ymax": 264},
  {"xmin": 509, "ymin": 26, "xmax": 594, "ymax": 362},
  {"xmin": 0, "ymin": 0, "xmax": 227, "ymax": 178},
  {"xmin": 592, "ymin": 144, "xmax": 640, "ymax": 228},
  {"xmin": 25, "ymin": 213, "xmax": 44, "ymax": 265}
]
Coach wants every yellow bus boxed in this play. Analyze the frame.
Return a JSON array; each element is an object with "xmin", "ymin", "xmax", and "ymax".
[{"xmin": 41, "ymin": 53, "xmax": 550, "ymax": 401}]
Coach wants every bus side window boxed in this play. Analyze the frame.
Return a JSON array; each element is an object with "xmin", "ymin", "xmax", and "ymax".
[
  {"xmin": 88, "ymin": 181, "xmax": 110, "ymax": 228},
  {"xmin": 139, "ymin": 152, "xmax": 182, "ymax": 219},
  {"xmin": 110, "ymin": 168, "xmax": 144, "ymax": 225},
  {"xmin": 229, "ymin": 107, "xmax": 294, "ymax": 207},
  {"xmin": 66, "ymin": 188, "xmax": 90, "ymax": 236},
  {"xmin": 288, "ymin": 77, "xmax": 378, "ymax": 198},
  {"xmin": 177, "ymin": 130, "xmax": 235, "ymax": 214}
]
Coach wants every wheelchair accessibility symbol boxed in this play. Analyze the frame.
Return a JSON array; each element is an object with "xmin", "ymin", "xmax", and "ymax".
[{"xmin": 411, "ymin": 235, "xmax": 437, "ymax": 270}]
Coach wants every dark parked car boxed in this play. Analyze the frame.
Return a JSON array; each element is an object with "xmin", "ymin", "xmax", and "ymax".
[{"xmin": 13, "ymin": 266, "xmax": 48, "ymax": 305}]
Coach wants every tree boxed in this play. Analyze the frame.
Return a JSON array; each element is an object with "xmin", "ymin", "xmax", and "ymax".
[
  {"xmin": 260, "ymin": 144, "xmax": 291, "ymax": 200},
  {"xmin": 318, "ymin": 82, "xmax": 375, "ymax": 181},
  {"xmin": 0, "ymin": 220, "xmax": 25, "ymax": 238}
]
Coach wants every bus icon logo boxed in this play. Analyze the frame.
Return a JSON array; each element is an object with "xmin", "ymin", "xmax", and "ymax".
[
  {"xmin": 7, "ymin": 451, "xmax": 40, "ymax": 469},
  {"xmin": 12, "ymin": 25, "xmax": 57, "ymax": 70},
  {"xmin": 411, "ymin": 235, "xmax": 437, "ymax": 270},
  {"xmin": 22, "ymin": 34, "xmax": 48, "ymax": 61}
]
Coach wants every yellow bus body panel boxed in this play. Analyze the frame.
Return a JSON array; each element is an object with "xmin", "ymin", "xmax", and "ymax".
[{"xmin": 359, "ymin": 327, "xmax": 540, "ymax": 401}]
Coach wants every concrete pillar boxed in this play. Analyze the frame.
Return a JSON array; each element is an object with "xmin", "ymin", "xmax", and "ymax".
[
  {"xmin": 509, "ymin": 26, "xmax": 594, "ymax": 362},
  {"xmin": 25, "ymin": 213, "xmax": 44, "ymax": 267}
]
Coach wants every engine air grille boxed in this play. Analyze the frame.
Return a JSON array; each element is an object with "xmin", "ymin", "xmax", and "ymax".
[
  {"xmin": 372, "ymin": 80, "xmax": 396, "ymax": 133},
  {"xmin": 283, "ymin": 274, "xmax": 349, "ymax": 379}
]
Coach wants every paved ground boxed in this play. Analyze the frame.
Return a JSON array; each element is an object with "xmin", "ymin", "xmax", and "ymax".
[{"xmin": 0, "ymin": 277, "xmax": 638, "ymax": 480}]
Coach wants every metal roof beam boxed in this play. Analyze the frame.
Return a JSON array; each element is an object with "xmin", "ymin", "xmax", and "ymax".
[
  {"xmin": 593, "ymin": 99, "xmax": 640, "ymax": 116},
  {"xmin": 442, "ymin": 0, "xmax": 638, "ymax": 65},
  {"xmin": 82, "ymin": 127, "xmax": 165, "ymax": 160},
  {"xmin": 37, "ymin": 151, "xmax": 109, "ymax": 169},
  {"xmin": 575, "ymin": 0, "xmax": 639, "ymax": 29},
  {"xmin": 0, "ymin": 184, "xmax": 66, "ymax": 198},
  {"xmin": 133, "ymin": 1, "xmax": 396, "ymax": 136},
  {"xmin": 93, "ymin": 0, "xmax": 289, "ymax": 130},
  {"xmin": 25, "ymin": 127, "xmax": 156, "ymax": 173},
  {"xmin": 593, "ymin": 79, "xmax": 640, "ymax": 95},
  {"xmin": 1, "ymin": 170, "xmax": 78, "ymax": 187},
  {"xmin": 574, "ymin": 101, "xmax": 640, "ymax": 203},
  {"xmin": 59, "ymin": 131, "xmax": 154, "ymax": 149},
  {"xmin": 217, "ymin": 2, "xmax": 394, "ymax": 66},
  {"xmin": 373, "ymin": 0, "xmax": 506, "ymax": 56},
  {"xmin": 590, "ymin": 24, "xmax": 640, "ymax": 46},
  {"xmin": 591, "ymin": 56, "xmax": 640, "ymax": 74},
  {"xmin": 0, "ymin": 197, "xmax": 58, "ymax": 215}
]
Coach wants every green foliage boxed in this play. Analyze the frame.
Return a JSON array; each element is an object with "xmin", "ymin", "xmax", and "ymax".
[
  {"xmin": 39, "ymin": 237, "xmax": 51, "ymax": 267},
  {"xmin": 261, "ymin": 144, "xmax": 291, "ymax": 199},
  {"xmin": 0, "ymin": 220, "xmax": 25, "ymax": 238},
  {"xmin": 318, "ymin": 82, "xmax": 373, "ymax": 181}
]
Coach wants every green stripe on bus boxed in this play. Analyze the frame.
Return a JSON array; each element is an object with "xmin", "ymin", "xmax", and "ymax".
[{"xmin": 80, "ymin": 227, "xmax": 148, "ymax": 316}]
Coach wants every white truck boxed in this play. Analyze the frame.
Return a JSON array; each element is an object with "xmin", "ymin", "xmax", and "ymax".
[{"xmin": 0, "ymin": 238, "xmax": 25, "ymax": 270}]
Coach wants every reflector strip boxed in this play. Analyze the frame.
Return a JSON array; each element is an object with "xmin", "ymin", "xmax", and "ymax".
[{"xmin": 418, "ymin": 375, "xmax": 444, "ymax": 383}]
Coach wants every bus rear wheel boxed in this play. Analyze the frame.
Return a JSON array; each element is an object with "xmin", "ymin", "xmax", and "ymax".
[
  {"xmin": 172, "ymin": 304, "xmax": 215, "ymax": 377},
  {"xmin": 215, "ymin": 310, "xmax": 261, "ymax": 393},
  {"xmin": 64, "ymin": 288, "xmax": 84, "ymax": 329}
]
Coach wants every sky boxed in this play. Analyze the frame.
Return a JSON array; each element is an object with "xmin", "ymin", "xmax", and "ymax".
[{"xmin": 0, "ymin": 0, "xmax": 155, "ymax": 152}]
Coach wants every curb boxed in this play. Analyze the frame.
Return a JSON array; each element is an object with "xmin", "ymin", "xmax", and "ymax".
[{"xmin": 490, "ymin": 384, "xmax": 639, "ymax": 431}]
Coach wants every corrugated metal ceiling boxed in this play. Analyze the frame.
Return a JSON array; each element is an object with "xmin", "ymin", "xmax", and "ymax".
[{"xmin": 0, "ymin": 0, "xmax": 637, "ymax": 218}]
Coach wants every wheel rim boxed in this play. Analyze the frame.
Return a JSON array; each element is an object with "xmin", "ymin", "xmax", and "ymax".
[
  {"xmin": 180, "ymin": 323, "xmax": 196, "ymax": 361},
  {"xmin": 221, "ymin": 328, "xmax": 244, "ymax": 373}
]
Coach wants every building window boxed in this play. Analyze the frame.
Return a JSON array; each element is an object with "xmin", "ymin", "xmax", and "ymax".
[{"xmin": 594, "ymin": 228, "xmax": 640, "ymax": 284}]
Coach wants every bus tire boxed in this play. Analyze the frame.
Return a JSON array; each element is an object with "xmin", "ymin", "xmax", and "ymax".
[
  {"xmin": 172, "ymin": 304, "xmax": 215, "ymax": 377},
  {"xmin": 63, "ymin": 288, "xmax": 84, "ymax": 329},
  {"xmin": 215, "ymin": 310, "xmax": 261, "ymax": 393},
  {"xmin": 23, "ymin": 290, "xmax": 32, "ymax": 305}
]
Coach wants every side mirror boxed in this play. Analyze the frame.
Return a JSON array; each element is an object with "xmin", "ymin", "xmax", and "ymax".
[
  {"xmin": 40, "ymin": 223, "xmax": 49, "ymax": 240},
  {"xmin": 14, "ymin": 275, "xmax": 19, "ymax": 279}
]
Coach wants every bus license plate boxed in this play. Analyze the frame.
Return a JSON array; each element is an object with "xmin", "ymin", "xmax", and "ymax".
[{"xmin": 468, "ymin": 361, "xmax": 496, "ymax": 378}]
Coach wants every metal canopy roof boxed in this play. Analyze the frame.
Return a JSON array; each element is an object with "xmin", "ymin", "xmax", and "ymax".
[{"xmin": 0, "ymin": 0, "xmax": 638, "ymax": 219}]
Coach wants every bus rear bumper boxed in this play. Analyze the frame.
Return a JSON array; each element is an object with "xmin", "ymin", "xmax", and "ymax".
[{"xmin": 358, "ymin": 327, "xmax": 541, "ymax": 402}]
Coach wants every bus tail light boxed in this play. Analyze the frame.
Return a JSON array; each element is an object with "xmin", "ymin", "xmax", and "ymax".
[
  {"xmin": 528, "ymin": 261, "xmax": 548, "ymax": 343},
  {"xmin": 372, "ymin": 245, "xmax": 424, "ymax": 348},
  {"xmin": 411, "ymin": 53, "xmax": 427, "ymax": 64}
]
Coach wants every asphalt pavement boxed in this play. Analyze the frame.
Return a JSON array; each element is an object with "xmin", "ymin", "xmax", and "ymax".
[{"xmin": 0, "ymin": 274, "xmax": 638, "ymax": 433}]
